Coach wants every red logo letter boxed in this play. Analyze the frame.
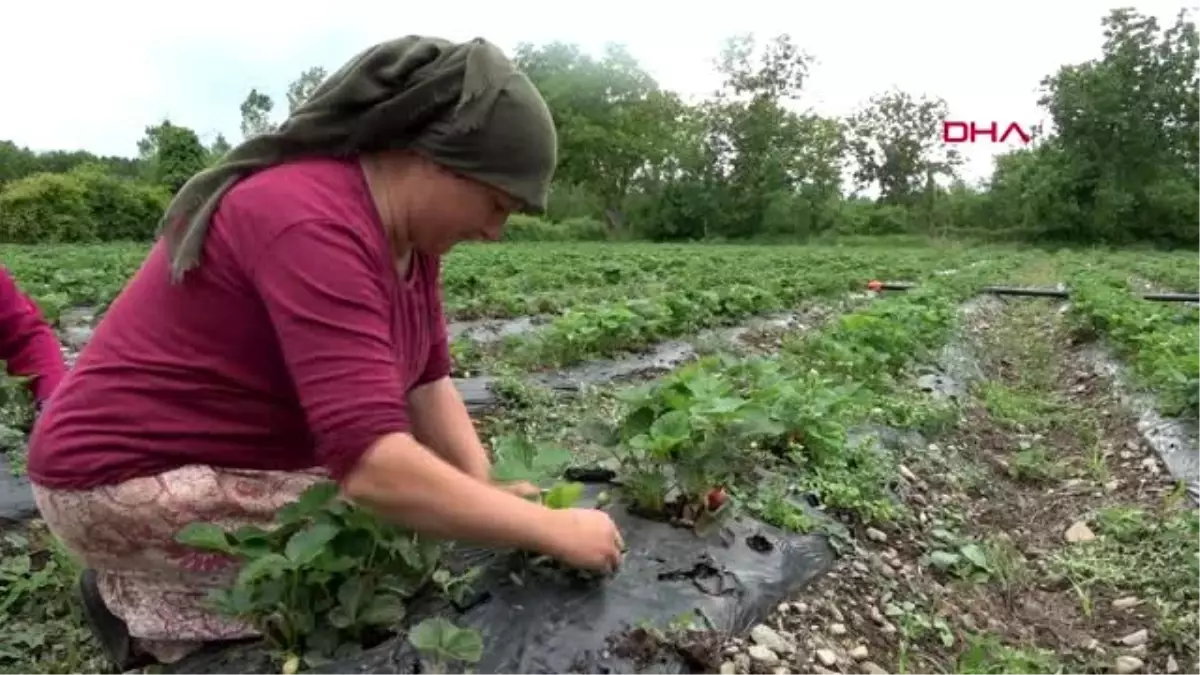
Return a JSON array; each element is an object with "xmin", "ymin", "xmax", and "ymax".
[
  {"xmin": 970, "ymin": 122, "xmax": 998, "ymax": 143},
  {"xmin": 1000, "ymin": 122, "xmax": 1032, "ymax": 144},
  {"xmin": 943, "ymin": 121, "xmax": 969, "ymax": 143}
]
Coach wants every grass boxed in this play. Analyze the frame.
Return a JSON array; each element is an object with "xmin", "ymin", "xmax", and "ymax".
[{"xmin": 0, "ymin": 239, "xmax": 1196, "ymax": 674}]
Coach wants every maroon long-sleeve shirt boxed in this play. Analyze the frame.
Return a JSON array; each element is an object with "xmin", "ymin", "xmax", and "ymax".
[
  {"xmin": 0, "ymin": 266, "xmax": 67, "ymax": 405},
  {"xmin": 28, "ymin": 158, "xmax": 451, "ymax": 490}
]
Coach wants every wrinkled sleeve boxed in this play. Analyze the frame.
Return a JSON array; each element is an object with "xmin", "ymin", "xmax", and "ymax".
[
  {"xmin": 414, "ymin": 256, "xmax": 451, "ymax": 387},
  {"xmin": 251, "ymin": 220, "xmax": 410, "ymax": 482},
  {"xmin": 0, "ymin": 267, "xmax": 67, "ymax": 404}
]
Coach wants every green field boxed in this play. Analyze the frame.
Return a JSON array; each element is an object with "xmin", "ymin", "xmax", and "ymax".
[{"xmin": 0, "ymin": 240, "xmax": 1197, "ymax": 674}]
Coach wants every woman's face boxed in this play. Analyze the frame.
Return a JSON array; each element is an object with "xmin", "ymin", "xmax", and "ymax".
[{"xmin": 408, "ymin": 164, "xmax": 518, "ymax": 255}]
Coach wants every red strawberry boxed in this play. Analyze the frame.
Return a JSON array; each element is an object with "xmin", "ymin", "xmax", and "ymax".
[{"xmin": 706, "ymin": 487, "xmax": 728, "ymax": 511}]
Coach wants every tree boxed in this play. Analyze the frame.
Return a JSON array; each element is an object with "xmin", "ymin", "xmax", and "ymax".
[
  {"xmin": 514, "ymin": 42, "xmax": 683, "ymax": 229},
  {"xmin": 136, "ymin": 120, "xmax": 209, "ymax": 193},
  {"xmin": 287, "ymin": 67, "xmax": 328, "ymax": 113},
  {"xmin": 845, "ymin": 90, "xmax": 962, "ymax": 205},
  {"xmin": 240, "ymin": 89, "xmax": 277, "ymax": 140},
  {"xmin": 699, "ymin": 34, "xmax": 840, "ymax": 237},
  {"xmin": 1032, "ymin": 7, "xmax": 1198, "ymax": 244},
  {"xmin": 208, "ymin": 133, "xmax": 232, "ymax": 163}
]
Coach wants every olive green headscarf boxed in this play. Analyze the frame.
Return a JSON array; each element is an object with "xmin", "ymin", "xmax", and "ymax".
[{"xmin": 159, "ymin": 36, "xmax": 557, "ymax": 281}]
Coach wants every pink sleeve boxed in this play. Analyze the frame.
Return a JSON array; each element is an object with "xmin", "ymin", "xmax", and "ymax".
[
  {"xmin": 0, "ymin": 267, "xmax": 67, "ymax": 404},
  {"xmin": 415, "ymin": 256, "xmax": 451, "ymax": 387},
  {"xmin": 251, "ymin": 221, "xmax": 411, "ymax": 482}
]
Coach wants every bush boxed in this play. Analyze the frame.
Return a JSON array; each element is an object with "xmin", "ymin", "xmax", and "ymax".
[
  {"xmin": 0, "ymin": 166, "xmax": 169, "ymax": 243},
  {"xmin": 503, "ymin": 214, "xmax": 608, "ymax": 242},
  {"xmin": 74, "ymin": 165, "xmax": 171, "ymax": 241},
  {"xmin": 545, "ymin": 182, "xmax": 605, "ymax": 223}
]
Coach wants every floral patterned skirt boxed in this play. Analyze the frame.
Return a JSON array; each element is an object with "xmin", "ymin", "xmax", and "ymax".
[{"xmin": 32, "ymin": 465, "xmax": 327, "ymax": 663}]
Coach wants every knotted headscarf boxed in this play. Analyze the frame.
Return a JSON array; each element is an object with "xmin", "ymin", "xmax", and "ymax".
[{"xmin": 159, "ymin": 36, "xmax": 557, "ymax": 280}]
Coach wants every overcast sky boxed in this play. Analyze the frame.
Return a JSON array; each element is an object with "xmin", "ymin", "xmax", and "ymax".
[{"xmin": 3, "ymin": 0, "xmax": 1193, "ymax": 182}]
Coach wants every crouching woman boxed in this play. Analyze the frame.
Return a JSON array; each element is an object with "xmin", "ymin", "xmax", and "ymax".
[{"xmin": 26, "ymin": 35, "xmax": 623, "ymax": 670}]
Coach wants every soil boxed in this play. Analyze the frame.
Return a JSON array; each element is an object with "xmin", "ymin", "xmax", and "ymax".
[{"xmin": 606, "ymin": 625, "xmax": 725, "ymax": 674}]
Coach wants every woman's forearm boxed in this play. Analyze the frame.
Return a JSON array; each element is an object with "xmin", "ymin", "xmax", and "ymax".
[
  {"xmin": 408, "ymin": 376, "xmax": 492, "ymax": 480},
  {"xmin": 342, "ymin": 431, "xmax": 559, "ymax": 551}
]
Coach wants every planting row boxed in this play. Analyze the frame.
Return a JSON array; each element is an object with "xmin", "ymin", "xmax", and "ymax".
[
  {"xmin": 1, "ymin": 242, "xmax": 999, "ymax": 326},
  {"xmin": 1064, "ymin": 260, "xmax": 1199, "ymax": 420},
  {"xmin": 1080, "ymin": 248, "xmax": 1200, "ymax": 293},
  {"xmin": 447, "ymin": 247, "xmax": 1012, "ymax": 374},
  {"xmin": 439, "ymin": 242, "xmax": 991, "ymax": 319}
]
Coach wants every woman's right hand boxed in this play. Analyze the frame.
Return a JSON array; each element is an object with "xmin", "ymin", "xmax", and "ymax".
[{"xmin": 540, "ymin": 508, "xmax": 625, "ymax": 574}]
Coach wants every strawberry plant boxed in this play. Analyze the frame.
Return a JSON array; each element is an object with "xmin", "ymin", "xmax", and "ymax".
[
  {"xmin": 540, "ymin": 481, "xmax": 585, "ymax": 509},
  {"xmin": 176, "ymin": 481, "xmax": 446, "ymax": 665},
  {"xmin": 489, "ymin": 435, "xmax": 572, "ymax": 484},
  {"xmin": 488, "ymin": 435, "xmax": 584, "ymax": 509},
  {"xmin": 588, "ymin": 358, "xmax": 786, "ymax": 521},
  {"xmin": 408, "ymin": 617, "xmax": 484, "ymax": 674}
]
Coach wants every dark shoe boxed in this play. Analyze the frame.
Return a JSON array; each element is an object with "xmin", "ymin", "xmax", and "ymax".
[{"xmin": 76, "ymin": 569, "xmax": 157, "ymax": 671}]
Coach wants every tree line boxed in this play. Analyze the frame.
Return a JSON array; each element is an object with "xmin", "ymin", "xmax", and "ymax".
[{"xmin": 0, "ymin": 7, "xmax": 1195, "ymax": 247}]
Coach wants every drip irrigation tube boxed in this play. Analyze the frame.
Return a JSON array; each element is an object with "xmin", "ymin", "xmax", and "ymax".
[{"xmin": 873, "ymin": 281, "xmax": 1200, "ymax": 304}]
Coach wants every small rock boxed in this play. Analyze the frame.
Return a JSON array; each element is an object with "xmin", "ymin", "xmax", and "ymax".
[
  {"xmin": 866, "ymin": 527, "xmax": 888, "ymax": 543},
  {"xmin": 747, "ymin": 645, "xmax": 780, "ymax": 667},
  {"xmin": 720, "ymin": 661, "xmax": 739, "ymax": 675},
  {"xmin": 960, "ymin": 613, "xmax": 978, "ymax": 631},
  {"xmin": 815, "ymin": 649, "xmax": 839, "ymax": 667},
  {"xmin": 1065, "ymin": 520, "xmax": 1096, "ymax": 543},
  {"xmin": 1108, "ymin": 593, "xmax": 1137, "ymax": 610},
  {"xmin": 1112, "ymin": 596, "xmax": 1141, "ymax": 610},
  {"xmin": 1141, "ymin": 457, "xmax": 1160, "ymax": 473},
  {"xmin": 1166, "ymin": 654, "xmax": 1178, "ymax": 674},
  {"xmin": 1114, "ymin": 655, "xmax": 1144, "ymax": 674},
  {"xmin": 1116, "ymin": 629, "xmax": 1148, "ymax": 647},
  {"xmin": 735, "ymin": 653, "xmax": 751, "ymax": 672},
  {"xmin": 850, "ymin": 645, "xmax": 870, "ymax": 661},
  {"xmin": 862, "ymin": 661, "xmax": 889, "ymax": 675},
  {"xmin": 829, "ymin": 623, "xmax": 847, "ymax": 636},
  {"xmin": 751, "ymin": 624, "xmax": 795, "ymax": 655},
  {"xmin": 773, "ymin": 667, "xmax": 794, "ymax": 675},
  {"xmin": 899, "ymin": 464, "xmax": 918, "ymax": 482},
  {"xmin": 869, "ymin": 606, "xmax": 888, "ymax": 625},
  {"xmin": 812, "ymin": 668, "xmax": 837, "ymax": 675}
]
